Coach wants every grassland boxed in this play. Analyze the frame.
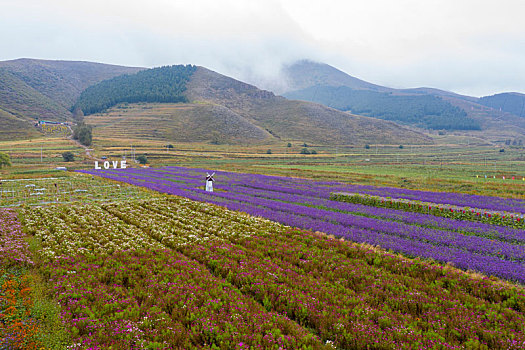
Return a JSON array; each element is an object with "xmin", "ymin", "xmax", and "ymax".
[
  {"xmin": 1, "ymin": 127, "xmax": 524, "ymax": 200},
  {"xmin": 0, "ymin": 136, "xmax": 87, "ymax": 177},
  {"xmin": 2, "ymin": 130, "xmax": 525, "ymax": 348},
  {"xmin": 0, "ymin": 108, "xmax": 41, "ymax": 141},
  {"xmin": 75, "ymin": 133, "xmax": 525, "ymax": 199},
  {"xmin": 85, "ymin": 103, "xmax": 270, "ymax": 144}
]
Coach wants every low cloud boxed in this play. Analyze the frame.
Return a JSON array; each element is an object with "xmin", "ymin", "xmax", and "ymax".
[{"xmin": 1, "ymin": 0, "xmax": 524, "ymax": 96}]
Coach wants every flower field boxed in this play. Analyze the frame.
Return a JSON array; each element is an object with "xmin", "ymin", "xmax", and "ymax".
[
  {"xmin": 80, "ymin": 166, "xmax": 525, "ymax": 284},
  {"xmin": 0, "ymin": 209, "xmax": 39, "ymax": 349},
  {"xmin": 330, "ymin": 192, "xmax": 524, "ymax": 229},
  {"xmin": 13, "ymin": 195, "xmax": 525, "ymax": 349},
  {"xmin": 0, "ymin": 174, "xmax": 146, "ymax": 208}
]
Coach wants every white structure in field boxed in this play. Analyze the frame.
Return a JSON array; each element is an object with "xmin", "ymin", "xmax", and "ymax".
[
  {"xmin": 94, "ymin": 160, "xmax": 127, "ymax": 170},
  {"xmin": 205, "ymin": 172, "xmax": 215, "ymax": 192}
]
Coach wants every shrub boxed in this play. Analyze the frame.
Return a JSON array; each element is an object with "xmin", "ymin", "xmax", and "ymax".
[
  {"xmin": 0, "ymin": 152, "xmax": 11, "ymax": 168},
  {"xmin": 62, "ymin": 152, "xmax": 75, "ymax": 162},
  {"xmin": 73, "ymin": 122, "xmax": 93, "ymax": 146},
  {"xmin": 137, "ymin": 155, "xmax": 148, "ymax": 164}
]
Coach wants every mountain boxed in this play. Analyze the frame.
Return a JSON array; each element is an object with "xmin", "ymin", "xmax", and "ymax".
[
  {"xmin": 274, "ymin": 60, "xmax": 525, "ymax": 138},
  {"xmin": 285, "ymin": 86, "xmax": 480, "ymax": 130},
  {"xmin": 0, "ymin": 107, "xmax": 40, "ymax": 141},
  {"xmin": 0, "ymin": 68, "xmax": 71, "ymax": 120},
  {"xmin": 0, "ymin": 59, "xmax": 144, "ymax": 109},
  {"xmin": 74, "ymin": 65, "xmax": 196, "ymax": 115},
  {"xmin": 0, "ymin": 58, "xmax": 144, "ymax": 140},
  {"xmin": 83, "ymin": 65, "xmax": 431, "ymax": 145},
  {"xmin": 479, "ymin": 93, "xmax": 525, "ymax": 118},
  {"xmin": 276, "ymin": 60, "xmax": 391, "ymax": 94}
]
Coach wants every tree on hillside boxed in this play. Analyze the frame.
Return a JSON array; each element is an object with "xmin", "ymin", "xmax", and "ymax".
[
  {"xmin": 73, "ymin": 122, "xmax": 93, "ymax": 146},
  {"xmin": 137, "ymin": 155, "xmax": 148, "ymax": 165},
  {"xmin": 285, "ymin": 86, "xmax": 481, "ymax": 130},
  {"xmin": 0, "ymin": 152, "xmax": 11, "ymax": 168},
  {"xmin": 74, "ymin": 65, "xmax": 197, "ymax": 115},
  {"xmin": 62, "ymin": 151, "xmax": 75, "ymax": 162}
]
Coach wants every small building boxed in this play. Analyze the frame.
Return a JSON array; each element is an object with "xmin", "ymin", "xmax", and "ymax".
[{"xmin": 38, "ymin": 120, "xmax": 63, "ymax": 125}]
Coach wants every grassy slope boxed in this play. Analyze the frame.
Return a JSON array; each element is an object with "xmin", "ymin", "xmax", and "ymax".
[
  {"xmin": 85, "ymin": 66, "xmax": 430, "ymax": 146},
  {"xmin": 279, "ymin": 59, "xmax": 391, "ymax": 94},
  {"xmin": 0, "ymin": 59, "xmax": 144, "ymax": 128},
  {"xmin": 185, "ymin": 67, "xmax": 431, "ymax": 145},
  {"xmin": 0, "ymin": 59, "xmax": 144, "ymax": 108},
  {"xmin": 0, "ymin": 69, "xmax": 71, "ymax": 120},
  {"xmin": 85, "ymin": 103, "xmax": 271, "ymax": 144},
  {"xmin": 279, "ymin": 60, "xmax": 525, "ymax": 140},
  {"xmin": 442, "ymin": 96, "xmax": 525, "ymax": 141},
  {"xmin": 0, "ymin": 108, "xmax": 41, "ymax": 141}
]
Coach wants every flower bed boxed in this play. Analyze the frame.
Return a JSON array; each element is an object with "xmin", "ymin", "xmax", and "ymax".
[
  {"xmin": 330, "ymin": 192, "xmax": 524, "ymax": 229},
  {"xmin": 81, "ymin": 167, "xmax": 525, "ymax": 284}
]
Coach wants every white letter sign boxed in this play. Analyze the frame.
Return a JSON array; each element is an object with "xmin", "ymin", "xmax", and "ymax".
[{"xmin": 94, "ymin": 160, "xmax": 128, "ymax": 169}]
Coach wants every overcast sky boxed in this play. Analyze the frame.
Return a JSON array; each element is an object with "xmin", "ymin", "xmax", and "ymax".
[{"xmin": 1, "ymin": 0, "xmax": 524, "ymax": 96}]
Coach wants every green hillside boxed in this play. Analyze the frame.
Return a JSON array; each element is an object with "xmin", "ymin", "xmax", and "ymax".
[
  {"xmin": 0, "ymin": 59, "xmax": 143, "ymax": 126},
  {"xmin": 268, "ymin": 60, "xmax": 525, "ymax": 140},
  {"xmin": 479, "ymin": 93, "xmax": 525, "ymax": 118},
  {"xmin": 0, "ymin": 107, "xmax": 40, "ymax": 141},
  {"xmin": 184, "ymin": 67, "xmax": 431, "ymax": 145},
  {"xmin": 74, "ymin": 65, "xmax": 197, "ymax": 115},
  {"xmin": 84, "ymin": 66, "xmax": 431, "ymax": 146},
  {"xmin": 284, "ymin": 86, "xmax": 481, "ymax": 130},
  {"xmin": 0, "ymin": 69, "xmax": 71, "ymax": 120},
  {"xmin": 0, "ymin": 59, "xmax": 144, "ymax": 108},
  {"xmin": 280, "ymin": 60, "xmax": 391, "ymax": 94},
  {"xmin": 85, "ymin": 103, "xmax": 270, "ymax": 144}
]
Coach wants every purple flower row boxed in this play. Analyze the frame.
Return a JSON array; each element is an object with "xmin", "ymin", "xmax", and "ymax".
[
  {"xmin": 149, "ymin": 166, "xmax": 525, "ymax": 214},
  {"xmin": 0, "ymin": 208, "xmax": 33, "ymax": 266},
  {"xmin": 78, "ymin": 167, "xmax": 525, "ymax": 283}
]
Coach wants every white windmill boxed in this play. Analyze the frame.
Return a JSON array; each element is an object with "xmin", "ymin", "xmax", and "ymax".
[{"xmin": 205, "ymin": 172, "xmax": 215, "ymax": 192}]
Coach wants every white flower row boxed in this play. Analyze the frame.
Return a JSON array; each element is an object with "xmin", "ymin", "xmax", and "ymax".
[{"xmin": 21, "ymin": 195, "xmax": 287, "ymax": 260}]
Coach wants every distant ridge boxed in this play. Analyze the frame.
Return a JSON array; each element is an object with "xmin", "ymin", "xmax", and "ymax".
[
  {"xmin": 278, "ymin": 59, "xmax": 391, "ymax": 94},
  {"xmin": 0, "ymin": 58, "xmax": 143, "ymax": 140},
  {"xmin": 284, "ymin": 85, "xmax": 481, "ymax": 130},
  {"xmin": 83, "ymin": 66, "xmax": 431, "ymax": 145},
  {"xmin": 5, "ymin": 57, "xmax": 521, "ymax": 145},
  {"xmin": 272, "ymin": 60, "xmax": 525, "ymax": 138},
  {"xmin": 0, "ymin": 59, "xmax": 144, "ymax": 109},
  {"xmin": 183, "ymin": 67, "xmax": 431, "ymax": 145},
  {"xmin": 479, "ymin": 93, "xmax": 525, "ymax": 118}
]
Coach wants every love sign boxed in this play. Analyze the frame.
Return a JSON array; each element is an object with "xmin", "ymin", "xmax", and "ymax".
[{"xmin": 94, "ymin": 160, "xmax": 127, "ymax": 170}]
